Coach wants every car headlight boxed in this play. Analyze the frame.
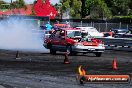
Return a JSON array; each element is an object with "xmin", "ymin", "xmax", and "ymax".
[{"xmin": 74, "ymin": 43, "xmax": 83, "ymax": 46}]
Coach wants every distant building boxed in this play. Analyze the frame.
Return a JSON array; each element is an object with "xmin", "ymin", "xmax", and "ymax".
[
  {"xmin": 0, "ymin": 4, "xmax": 32, "ymax": 16},
  {"xmin": 0, "ymin": 0, "xmax": 57, "ymax": 19}
]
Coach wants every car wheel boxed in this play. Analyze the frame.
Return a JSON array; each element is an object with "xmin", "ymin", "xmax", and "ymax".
[
  {"xmin": 66, "ymin": 46, "xmax": 72, "ymax": 55},
  {"xmin": 95, "ymin": 52, "xmax": 102, "ymax": 57},
  {"xmin": 67, "ymin": 46, "xmax": 77, "ymax": 56},
  {"xmin": 114, "ymin": 35, "xmax": 120, "ymax": 38},
  {"xmin": 50, "ymin": 45, "xmax": 56, "ymax": 55}
]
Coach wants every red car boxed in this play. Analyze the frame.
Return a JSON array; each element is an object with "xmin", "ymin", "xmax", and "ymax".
[{"xmin": 43, "ymin": 28, "xmax": 105, "ymax": 57}]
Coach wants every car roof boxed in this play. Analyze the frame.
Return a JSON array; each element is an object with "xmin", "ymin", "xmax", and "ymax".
[
  {"xmin": 76, "ymin": 27, "xmax": 94, "ymax": 29},
  {"xmin": 54, "ymin": 24, "xmax": 67, "ymax": 27},
  {"xmin": 112, "ymin": 28, "xmax": 128, "ymax": 30},
  {"xmin": 60, "ymin": 27, "xmax": 80, "ymax": 31}
]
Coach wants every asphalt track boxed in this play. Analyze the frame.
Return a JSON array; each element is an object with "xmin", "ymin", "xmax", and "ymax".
[{"xmin": 0, "ymin": 50, "xmax": 131, "ymax": 88}]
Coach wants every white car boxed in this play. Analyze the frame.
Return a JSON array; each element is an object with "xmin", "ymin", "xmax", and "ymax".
[{"xmin": 76, "ymin": 27, "xmax": 104, "ymax": 38}]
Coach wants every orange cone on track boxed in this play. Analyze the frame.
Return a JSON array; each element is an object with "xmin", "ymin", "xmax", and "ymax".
[
  {"xmin": 15, "ymin": 51, "xmax": 21, "ymax": 59},
  {"xmin": 112, "ymin": 58, "xmax": 117, "ymax": 70},
  {"xmin": 63, "ymin": 50, "xmax": 70, "ymax": 64}
]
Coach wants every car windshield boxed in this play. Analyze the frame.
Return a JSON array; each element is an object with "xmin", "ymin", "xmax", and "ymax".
[{"xmin": 67, "ymin": 31, "xmax": 81, "ymax": 38}]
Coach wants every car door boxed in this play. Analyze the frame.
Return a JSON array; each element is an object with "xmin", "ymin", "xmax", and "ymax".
[
  {"xmin": 51, "ymin": 30, "xmax": 61, "ymax": 49},
  {"xmin": 59, "ymin": 30, "xmax": 67, "ymax": 51}
]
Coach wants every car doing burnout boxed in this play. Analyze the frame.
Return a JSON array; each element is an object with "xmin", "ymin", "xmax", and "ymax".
[{"xmin": 43, "ymin": 28, "xmax": 105, "ymax": 57}]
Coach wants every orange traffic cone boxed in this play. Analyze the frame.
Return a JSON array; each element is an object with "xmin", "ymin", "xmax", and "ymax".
[
  {"xmin": 63, "ymin": 50, "xmax": 70, "ymax": 64},
  {"xmin": 112, "ymin": 58, "xmax": 117, "ymax": 70},
  {"xmin": 15, "ymin": 51, "xmax": 21, "ymax": 59}
]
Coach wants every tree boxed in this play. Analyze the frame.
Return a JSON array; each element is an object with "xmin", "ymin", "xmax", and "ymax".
[
  {"xmin": 82, "ymin": 0, "xmax": 111, "ymax": 19},
  {"xmin": 10, "ymin": 0, "xmax": 26, "ymax": 9},
  {"xmin": 0, "ymin": 1, "xmax": 6, "ymax": 5},
  {"xmin": 0, "ymin": 1, "xmax": 8, "ymax": 10},
  {"xmin": 54, "ymin": 3, "xmax": 61, "ymax": 17},
  {"xmin": 60, "ymin": 0, "xmax": 82, "ymax": 19},
  {"xmin": 110, "ymin": 0, "xmax": 131, "ymax": 15},
  {"xmin": 17, "ymin": 0, "xmax": 26, "ymax": 8},
  {"xmin": 81, "ymin": 0, "xmax": 92, "ymax": 18},
  {"xmin": 93, "ymin": 0, "xmax": 112, "ymax": 19}
]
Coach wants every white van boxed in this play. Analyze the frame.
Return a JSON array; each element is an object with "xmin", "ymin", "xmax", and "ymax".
[{"xmin": 76, "ymin": 27, "xmax": 104, "ymax": 38}]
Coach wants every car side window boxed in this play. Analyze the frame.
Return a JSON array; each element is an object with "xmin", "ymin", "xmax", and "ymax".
[
  {"xmin": 54, "ymin": 30, "xmax": 61, "ymax": 38},
  {"xmin": 59, "ymin": 30, "xmax": 65, "ymax": 39},
  {"xmin": 60, "ymin": 30, "xmax": 65, "ymax": 36},
  {"xmin": 49, "ymin": 33, "xmax": 54, "ymax": 38},
  {"xmin": 49, "ymin": 30, "xmax": 59, "ymax": 38}
]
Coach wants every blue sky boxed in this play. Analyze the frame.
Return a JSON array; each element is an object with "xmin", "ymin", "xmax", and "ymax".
[{"xmin": 3, "ymin": 0, "xmax": 60, "ymax": 5}]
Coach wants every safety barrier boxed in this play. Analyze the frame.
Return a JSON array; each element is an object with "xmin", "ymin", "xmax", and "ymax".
[{"xmin": 98, "ymin": 38, "xmax": 132, "ymax": 51}]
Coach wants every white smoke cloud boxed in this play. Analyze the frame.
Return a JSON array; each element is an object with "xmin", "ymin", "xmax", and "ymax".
[{"xmin": 0, "ymin": 17, "xmax": 49, "ymax": 53}]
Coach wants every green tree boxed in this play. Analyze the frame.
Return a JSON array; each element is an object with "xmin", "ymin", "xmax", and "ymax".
[
  {"xmin": 60, "ymin": 0, "xmax": 82, "ymax": 19},
  {"xmin": 81, "ymin": 0, "xmax": 92, "ymax": 18},
  {"xmin": 128, "ymin": 0, "xmax": 132, "ymax": 15},
  {"xmin": 54, "ymin": 3, "xmax": 61, "ymax": 17},
  {"xmin": 18, "ymin": 0, "xmax": 26, "ymax": 8},
  {"xmin": 94, "ymin": 0, "xmax": 112, "ymax": 19},
  {"xmin": 0, "ymin": 1, "xmax": 7, "ymax": 9},
  {"xmin": 10, "ymin": 0, "xmax": 26, "ymax": 9},
  {"xmin": 82, "ymin": 0, "xmax": 111, "ymax": 19},
  {"xmin": 0, "ymin": 1, "xmax": 6, "ymax": 5},
  {"xmin": 110, "ymin": 0, "xmax": 131, "ymax": 15}
]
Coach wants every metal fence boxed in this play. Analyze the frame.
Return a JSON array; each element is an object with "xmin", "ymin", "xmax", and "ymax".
[
  {"xmin": 98, "ymin": 38, "xmax": 132, "ymax": 51},
  {"xmin": 67, "ymin": 22, "xmax": 132, "ymax": 32},
  {"xmin": 1, "ymin": 16, "xmax": 132, "ymax": 32}
]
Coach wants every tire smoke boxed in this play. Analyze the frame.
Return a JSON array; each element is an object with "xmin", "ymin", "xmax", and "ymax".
[{"xmin": 0, "ymin": 17, "xmax": 49, "ymax": 53}]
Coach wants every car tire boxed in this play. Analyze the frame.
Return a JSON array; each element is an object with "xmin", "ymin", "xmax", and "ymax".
[
  {"xmin": 50, "ymin": 45, "xmax": 56, "ymax": 55},
  {"xmin": 67, "ymin": 45, "xmax": 77, "ymax": 56},
  {"xmin": 66, "ymin": 45, "xmax": 72, "ymax": 55},
  {"xmin": 95, "ymin": 52, "xmax": 102, "ymax": 57}
]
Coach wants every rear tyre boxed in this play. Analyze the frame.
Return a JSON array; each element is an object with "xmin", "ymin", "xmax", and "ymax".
[
  {"xmin": 95, "ymin": 52, "xmax": 102, "ymax": 57},
  {"xmin": 50, "ymin": 46, "xmax": 56, "ymax": 55},
  {"xmin": 66, "ymin": 46, "xmax": 72, "ymax": 55},
  {"xmin": 67, "ymin": 46, "xmax": 77, "ymax": 56}
]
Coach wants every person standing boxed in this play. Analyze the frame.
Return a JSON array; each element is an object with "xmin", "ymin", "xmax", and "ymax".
[{"xmin": 45, "ymin": 22, "xmax": 52, "ymax": 31}]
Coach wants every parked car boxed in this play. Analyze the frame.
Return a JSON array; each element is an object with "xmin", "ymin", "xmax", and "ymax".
[
  {"xmin": 128, "ymin": 29, "xmax": 132, "ymax": 34},
  {"xmin": 43, "ymin": 27, "xmax": 105, "ymax": 57},
  {"xmin": 110, "ymin": 28, "xmax": 129, "ymax": 38},
  {"xmin": 76, "ymin": 27, "xmax": 104, "ymax": 38}
]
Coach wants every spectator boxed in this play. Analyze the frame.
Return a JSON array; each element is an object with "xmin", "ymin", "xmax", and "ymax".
[
  {"xmin": 45, "ymin": 22, "xmax": 52, "ymax": 31},
  {"xmin": 66, "ymin": 21, "xmax": 70, "ymax": 28}
]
